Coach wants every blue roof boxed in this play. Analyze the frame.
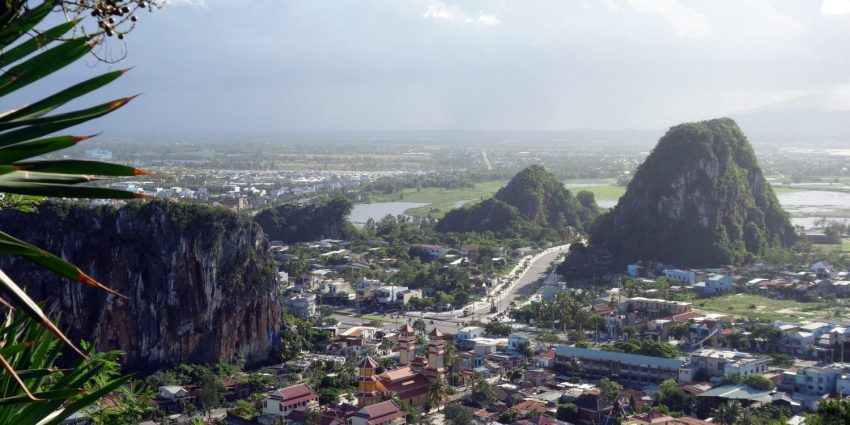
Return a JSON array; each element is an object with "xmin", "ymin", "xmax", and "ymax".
[{"xmin": 555, "ymin": 345, "xmax": 684, "ymax": 369}]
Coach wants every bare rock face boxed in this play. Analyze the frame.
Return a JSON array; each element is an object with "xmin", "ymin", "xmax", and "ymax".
[
  {"xmin": 588, "ymin": 118, "xmax": 796, "ymax": 267},
  {"xmin": 0, "ymin": 201, "xmax": 281, "ymax": 370}
]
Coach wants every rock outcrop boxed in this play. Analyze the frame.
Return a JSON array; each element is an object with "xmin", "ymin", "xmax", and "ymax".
[
  {"xmin": 436, "ymin": 165, "xmax": 599, "ymax": 236},
  {"xmin": 0, "ymin": 201, "xmax": 281, "ymax": 370},
  {"xmin": 588, "ymin": 118, "xmax": 795, "ymax": 267}
]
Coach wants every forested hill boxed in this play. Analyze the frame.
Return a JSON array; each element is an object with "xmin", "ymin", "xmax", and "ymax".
[
  {"xmin": 436, "ymin": 165, "xmax": 599, "ymax": 236},
  {"xmin": 254, "ymin": 197, "xmax": 357, "ymax": 243},
  {"xmin": 587, "ymin": 118, "xmax": 796, "ymax": 267}
]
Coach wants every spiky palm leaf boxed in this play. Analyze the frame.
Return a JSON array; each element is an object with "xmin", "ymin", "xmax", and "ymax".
[{"xmin": 0, "ymin": 0, "xmax": 154, "ymax": 419}]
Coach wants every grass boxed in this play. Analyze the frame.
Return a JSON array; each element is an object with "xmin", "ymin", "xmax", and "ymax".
[
  {"xmin": 695, "ymin": 294, "xmax": 835, "ymax": 323},
  {"xmin": 368, "ymin": 180, "xmax": 507, "ymax": 219},
  {"xmin": 813, "ymin": 238, "xmax": 850, "ymax": 253}
]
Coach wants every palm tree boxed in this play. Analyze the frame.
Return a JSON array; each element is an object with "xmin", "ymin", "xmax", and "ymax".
[
  {"xmin": 429, "ymin": 376, "xmax": 448, "ymax": 411},
  {"xmin": 472, "ymin": 376, "xmax": 495, "ymax": 402},
  {"xmin": 713, "ymin": 400, "xmax": 742, "ymax": 425}
]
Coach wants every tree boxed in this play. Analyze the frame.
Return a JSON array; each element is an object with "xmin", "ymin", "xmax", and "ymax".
[
  {"xmin": 413, "ymin": 319, "xmax": 427, "ymax": 333},
  {"xmin": 198, "ymin": 373, "xmax": 224, "ymax": 415},
  {"xmin": 806, "ymin": 398, "xmax": 850, "ymax": 425},
  {"xmin": 444, "ymin": 403, "xmax": 473, "ymax": 425},
  {"xmin": 472, "ymin": 376, "xmax": 495, "ymax": 402},
  {"xmin": 429, "ymin": 376, "xmax": 449, "ymax": 410},
  {"xmin": 713, "ymin": 401, "xmax": 743, "ymax": 425},
  {"xmin": 485, "ymin": 321, "xmax": 512, "ymax": 336},
  {"xmin": 556, "ymin": 403, "xmax": 578, "ymax": 421},
  {"xmin": 654, "ymin": 379, "xmax": 695, "ymax": 415},
  {"xmin": 598, "ymin": 378, "xmax": 623, "ymax": 410}
]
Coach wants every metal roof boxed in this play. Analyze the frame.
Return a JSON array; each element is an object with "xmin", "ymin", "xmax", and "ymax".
[{"xmin": 555, "ymin": 346, "xmax": 684, "ymax": 369}]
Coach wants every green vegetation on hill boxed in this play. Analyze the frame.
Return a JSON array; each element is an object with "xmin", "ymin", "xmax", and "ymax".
[
  {"xmin": 436, "ymin": 165, "xmax": 599, "ymax": 238},
  {"xmin": 587, "ymin": 118, "xmax": 796, "ymax": 267},
  {"xmin": 254, "ymin": 197, "xmax": 357, "ymax": 243}
]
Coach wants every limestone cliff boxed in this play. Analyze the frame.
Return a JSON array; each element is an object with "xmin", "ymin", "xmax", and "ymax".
[
  {"xmin": 0, "ymin": 201, "xmax": 281, "ymax": 370},
  {"xmin": 588, "ymin": 118, "xmax": 795, "ymax": 267}
]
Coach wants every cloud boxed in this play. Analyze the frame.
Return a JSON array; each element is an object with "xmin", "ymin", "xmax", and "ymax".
[
  {"xmin": 625, "ymin": 0, "xmax": 713, "ymax": 39},
  {"xmin": 422, "ymin": 1, "xmax": 501, "ymax": 26},
  {"xmin": 821, "ymin": 0, "xmax": 850, "ymax": 15},
  {"xmin": 166, "ymin": 0, "xmax": 207, "ymax": 7}
]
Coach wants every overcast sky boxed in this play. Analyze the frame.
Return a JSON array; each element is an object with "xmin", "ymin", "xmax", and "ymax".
[{"xmin": 27, "ymin": 0, "xmax": 850, "ymax": 135}]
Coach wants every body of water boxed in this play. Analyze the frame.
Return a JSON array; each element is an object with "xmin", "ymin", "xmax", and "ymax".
[{"xmin": 348, "ymin": 202, "xmax": 428, "ymax": 225}]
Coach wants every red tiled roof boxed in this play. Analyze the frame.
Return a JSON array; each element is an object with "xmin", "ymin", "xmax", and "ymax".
[
  {"xmin": 380, "ymin": 371, "xmax": 432, "ymax": 400},
  {"xmin": 399, "ymin": 324, "xmax": 415, "ymax": 333},
  {"xmin": 359, "ymin": 400, "xmax": 406, "ymax": 425},
  {"xmin": 273, "ymin": 384, "xmax": 318, "ymax": 405}
]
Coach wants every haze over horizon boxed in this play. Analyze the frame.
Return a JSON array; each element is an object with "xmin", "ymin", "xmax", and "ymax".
[{"xmin": 22, "ymin": 0, "xmax": 850, "ymax": 138}]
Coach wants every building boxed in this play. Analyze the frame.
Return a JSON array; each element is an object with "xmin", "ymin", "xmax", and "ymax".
[
  {"xmin": 507, "ymin": 335, "xmax": 531, "ymax": 353},
  {"xmin": 555, "ymin": 346, "xmax": 684, "ymax": 386},
  {"xmin": 679, "ymin": 349, "xmax": 769, "ymax": 382},
  {"xmin": 286, "ymin": 293, "xmax": 317, "ymax": 318},
  {"xmin": 355, "ymin": 325, "xmax": 448, "ymax": 408},
  {"xmin": 664, "ymin": 269, "xmax": 698, "ymax": 285},
  {"xmin": 619, "ymin": 297, "xmax": 692, "ymax": 317},
  {"xmin": 349, "ymin": 400, "xmax": 406, "ymax": 425},
  {"xmin": 457, "ymin": 326, "xmax": 485, "ymax": 349},
  {"xmin": 693, "ymin": 274, "xmax": 733, "ymax": 296},
  {"xmin": 158, "ymin": 385, "xmax": 189, "ymax": 400},
  {"xmin": 261, "ymin": 384, "xmax": 319, "ymax": 418}
]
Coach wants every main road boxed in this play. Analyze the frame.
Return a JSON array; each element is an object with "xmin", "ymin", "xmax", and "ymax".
[{"xmin": 332, "ymin": 245, "xmax": 570, "ymax": 335}]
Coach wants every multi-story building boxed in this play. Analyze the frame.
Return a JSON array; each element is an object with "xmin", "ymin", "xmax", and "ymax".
[
  {"xmin": 619, "ymin": 297, "xmax": 692, "ymax": 317},
  {"xmin": 679, "ymin": 349, "xmax": 769, "ymax": 382},
  {"xmin": 554, "ymin": 346, "xmax": 684, "ymax": 386}
]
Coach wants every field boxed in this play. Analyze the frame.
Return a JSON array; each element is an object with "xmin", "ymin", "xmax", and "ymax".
[
  {"xmin": 368, "ymin": 179, "xmax": 628, "ymax": 219},
  {"xmin": 694, "ymin": 294, "xmax": 837, "ymax": 323},
  {"xmin": 368, "ymin": 180, "xmax": 507, "ymax": 219},
  {"xmin": 813, "ymin": 238, "xmax": 850, "ymax": 254}
]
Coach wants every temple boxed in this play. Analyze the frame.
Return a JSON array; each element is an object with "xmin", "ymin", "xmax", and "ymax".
[{"xmin": 356, "ymin": 324, "xmax": 448, "ymax": 408}]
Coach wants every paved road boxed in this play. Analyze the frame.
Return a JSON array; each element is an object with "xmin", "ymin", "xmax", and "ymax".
[{"xmin": 333, "ymin": 246, "xmax": 569, "ymax": 335}]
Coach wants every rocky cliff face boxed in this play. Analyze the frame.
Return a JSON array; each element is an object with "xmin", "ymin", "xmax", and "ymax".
[
  {"xmin": 0, "ymin": 201, "xmax": 281, "ymax": 370},
  {"xmin": 589, "ymin": 118, "xmax": 795, "ymax": 267}
]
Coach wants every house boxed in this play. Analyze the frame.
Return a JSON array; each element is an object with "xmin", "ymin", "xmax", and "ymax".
[
  {"xmin": 508, "ymin": 335, "xmax": 531, "ymax": 353},
  {"xmin": 375, "ymin": 286, "xmax": 409, "ymax": 304},
  {"xmin": 627, "ymin": 263, "xmax": 644, "ymax": 277},
  {"xmin": 693, "ymin": 274, "xmax": 733, "ymax": 296},
  {"xmin": 664, "ymin": 269, "xmax": 699, "ymax": 285},
  {"xmin": 415, "ymin": 244, "xmax": 448, "ymax": 258},
  {"xmin": 623, "ymin": 410, "xmax": 713, "ymax": 425},
  {"xmin": 619, "ymin": 297, "xmax": 692, "ymax": 317},
  {"xmin": 457, "ymin": 326, "xmax": 485, "ymax": 349},
  {"xmin": 158, "ymin": 385, "xmax": 189, "ymax": 400},
  {"xmin": 349, "ymin": 400, "xmax": 406, "ymax": 425},
  {"xmin": 811, "ymin": 261, "xmax": 833, "ymax": 277},
  {"xmin": 261, "ymin": 384, "xmax": 319, "ymax": 419},
  {"xmin": 286, "ymin": 293, "xmax": 317, "ymax": 318}
]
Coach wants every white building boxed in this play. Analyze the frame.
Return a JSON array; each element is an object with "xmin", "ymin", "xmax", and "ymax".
[
  {"xmin": 261, "ymin": 384, "xmax": 319, "ymax": 418},
  {"xmin": 664, "ymin": 269, "xmax": 698, "ymax": 285},
  {"xmin": 457, "ymin": 326, "xmax": 485, "ymax": 348}
]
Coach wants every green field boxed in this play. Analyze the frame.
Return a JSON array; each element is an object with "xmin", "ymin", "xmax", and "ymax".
[
  {"xmin": 813, "ymin": 238, "xmax": 850, "ymax": 253},
  {"xmin": 695, "ymin": 294, "xmax": 836, "ymax": 323},
  {"xmin": 369, "ymin": 179, "xmax": 628, "ymax": 219},
  {"xmin": 369, "ymin": 180, "xmax": 507, "ymax": 219}
]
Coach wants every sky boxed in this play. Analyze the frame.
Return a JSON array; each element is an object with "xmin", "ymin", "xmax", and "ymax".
[{"xmin": 18, "ymin": 0, "xmax": 850, "ymax": 136}]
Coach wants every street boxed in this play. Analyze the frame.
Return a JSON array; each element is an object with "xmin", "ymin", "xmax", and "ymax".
[{"xmin": 332, "ymin": 245, "xmax": 569, "ymax": 335}]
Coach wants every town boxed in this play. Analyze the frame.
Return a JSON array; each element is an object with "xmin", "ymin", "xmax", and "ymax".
[{"xmin": 95, "ymin": 230, "xmax": 850, "ymax": 425}]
